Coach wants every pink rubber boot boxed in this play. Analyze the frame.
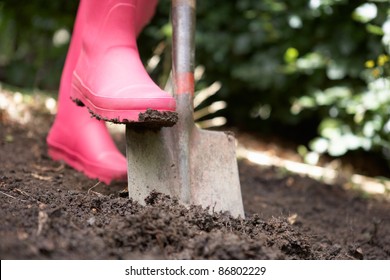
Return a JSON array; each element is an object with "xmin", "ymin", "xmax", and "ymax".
[
  {"xmin": 47, "ymin": 0, "xmax": 127, "ymax": 184},
  {"xmin": 135, "ymin": 0, "xmax": 158, "ymax": 35},
  {"xmin": 71, "ymin": 0, "xmax": 177, "ymax": 125}
]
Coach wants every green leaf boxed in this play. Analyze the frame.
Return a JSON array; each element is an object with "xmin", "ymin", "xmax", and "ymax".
[
  {"xmin": 366, "ymin": 24, "xmax": 384, "ymax": 36},
  {"xmin": 319, "ymin": 118, "xmax": 342, "ymax": 139}
]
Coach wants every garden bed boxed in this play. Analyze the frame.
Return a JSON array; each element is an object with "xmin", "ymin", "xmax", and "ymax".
[{"xmin": 1, "ymin": 112, "xmax": 389, "ymax": 259}]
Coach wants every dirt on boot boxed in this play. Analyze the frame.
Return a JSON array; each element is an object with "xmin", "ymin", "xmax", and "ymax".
[{"xmin": 73, "ymin": 98, "xmax": 178, "ymax": 127}]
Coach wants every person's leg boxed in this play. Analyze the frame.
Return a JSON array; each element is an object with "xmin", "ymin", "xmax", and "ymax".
[
  {"xmin": 71, "ymin": 0, "xmax": 176, "ymax": 123},
  {"xmin": 47, "ymin": 0, "xmax": 127, "ymax": 184}
]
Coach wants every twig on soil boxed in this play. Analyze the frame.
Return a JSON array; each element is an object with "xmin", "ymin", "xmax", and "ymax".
[
  {"xmin": 87, "ymin": 182, "xmax": 102, "ymax": 196},
  {"xmin": 0, "ymin": 190, "xmax": 28, "ymax": 202},
  {"xmin": 37, "ymin": 205, "xmax": 49, "ymax": 236},
  {"xmin": 14, "ymin": 188, "xmax": 42, "ymax": 204},
  {"xmin": 32, "ymin": 163, "xmax": 65, "ymax": 173},
  {"xmin": 31, "ymin": 172, "xmax": 53, "ymax": 181}
]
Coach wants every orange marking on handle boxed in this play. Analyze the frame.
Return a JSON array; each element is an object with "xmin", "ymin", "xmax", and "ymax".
[{"xmin": 175, "ymin": 72, "xmax": 195, "ymax": 95}]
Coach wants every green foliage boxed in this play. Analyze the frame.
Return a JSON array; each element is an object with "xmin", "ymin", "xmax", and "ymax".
[
  {"xmin": 0, "ymin": 0, "xmax": 78, "ymax": 89},
  {"xmin": 193, "ymin": 0, "xmax": 386, "ymax": 120},
  {"xmin": 193, "ymin": 0, "xmax": 390, "ymax": 162},
  {"xmin": 289, "ymin": 2, "xmax": 390, "ymax": 161}
]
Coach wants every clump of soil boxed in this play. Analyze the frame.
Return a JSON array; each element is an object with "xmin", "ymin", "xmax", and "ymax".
[
  {"xmin": 73, "ymin": 97, "xmax": 178, "ymax": 127},
  {"xmin": 136, "ymin": 109, "xmax": 179, "ymax": 128},
  {"xmin": 0, "ymin": 114, "xmax": 389, "ymax": 259}
]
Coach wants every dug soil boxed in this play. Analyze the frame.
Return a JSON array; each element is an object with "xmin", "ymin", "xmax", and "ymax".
[{"xmin": 1, "ymin": 112, "xmax": 389, "ymax": 260}]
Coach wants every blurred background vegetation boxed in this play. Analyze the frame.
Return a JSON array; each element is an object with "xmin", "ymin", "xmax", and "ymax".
[{"xmin": 1, "ymin": 0, "xmax": 390, "ymax": 168}]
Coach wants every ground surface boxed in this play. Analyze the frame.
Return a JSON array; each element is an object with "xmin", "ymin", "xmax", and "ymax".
[{"xmin": 1, "ymin": 110, "xmax": 389, "ymax": 260}]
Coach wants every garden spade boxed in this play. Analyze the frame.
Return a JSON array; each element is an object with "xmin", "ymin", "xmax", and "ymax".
[{"xmin": 125, "ymin": 0, "xmax": 244, "ymax": 217}]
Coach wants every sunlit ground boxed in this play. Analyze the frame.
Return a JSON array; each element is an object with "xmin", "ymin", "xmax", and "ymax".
[{"xmin": 1, "ymin": 83, "xmax": 389, "ymax": 198}]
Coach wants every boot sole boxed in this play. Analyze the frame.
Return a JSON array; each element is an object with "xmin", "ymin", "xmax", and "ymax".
[{"xmin": 71, "ymin": 80, "xmax": 178, "ymax": 128}]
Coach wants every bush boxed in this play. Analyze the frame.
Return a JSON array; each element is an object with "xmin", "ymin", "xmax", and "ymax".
[
  {"xmin": 0, "ymin": 0, "xmax": 78, "ymax": 89},
  {"xmin": 285, "ymin": 1, "xmax": 390, "ymax": 162},
  {"xmin": 193, "ymin": 0, "xmax": 390, "ymax": 163}
]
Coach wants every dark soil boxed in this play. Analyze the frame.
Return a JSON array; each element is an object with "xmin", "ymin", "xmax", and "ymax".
[
  {"xmin": 136, "ymin": 108, "xmax": 178, "ymax": 128},
  {"xmin": 1, "ymin": 112, "xmax": 389, "ymax": 260}
]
